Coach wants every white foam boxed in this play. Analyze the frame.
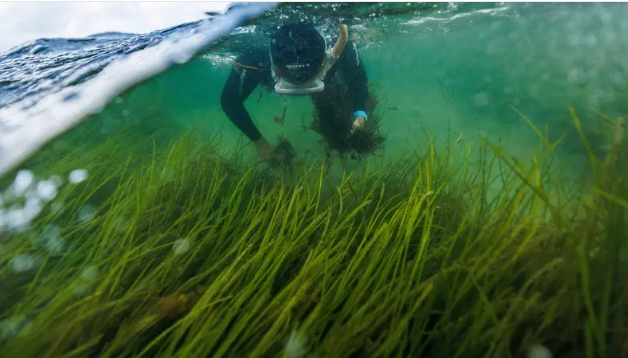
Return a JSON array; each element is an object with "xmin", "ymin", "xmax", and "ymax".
[
  {"xmin": 401, "ymin": 6, "xmax": 509, "ymax": 26},
  {"xmin": 0, "ymin": 2, "xmax": 276, "ymax": 178}
]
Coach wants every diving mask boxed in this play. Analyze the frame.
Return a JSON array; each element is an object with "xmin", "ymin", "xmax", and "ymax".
[
  {"xmin": 272, "ymin": 24, "xmax": 348, "ymax": 95},
  {"xmin": 273, "ymin": 51, "xmax": 337, "ymax": 95}
]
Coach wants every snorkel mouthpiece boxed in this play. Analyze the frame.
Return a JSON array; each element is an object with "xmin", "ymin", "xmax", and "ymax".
[{"xmin": 274, "ymin": 77, "xmax": 325, "ymax": 95}]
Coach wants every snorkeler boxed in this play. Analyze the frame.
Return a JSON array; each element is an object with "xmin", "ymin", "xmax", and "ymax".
[{"xmin": 220, "ymin": 22, "xmax": 369, "ymax": 162}]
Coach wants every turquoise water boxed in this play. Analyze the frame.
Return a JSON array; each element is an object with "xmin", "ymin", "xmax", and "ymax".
[{"xmin": 27, "ymin": 2, "xmax": 627, "ymax": 180}]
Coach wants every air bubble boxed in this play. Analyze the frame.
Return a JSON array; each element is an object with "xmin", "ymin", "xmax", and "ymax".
[
  {"xmin": 45, "ymin": 237, "xmax": 64, "ymax": 253},
  {"xmin": 37, "ymin": 180, "xmax": 58, "ymax": 201},
  {"xmin": 0, "ymin": 314, "xmax": 32, "ymax": 340},
  {"xmin": 12, "ymin": 254, "xmax": 35, "ymax": 273},
  {"xmin": 113, "ymin": 217, "xmax": 128, "ymax": 232},
  {"xmin": 285, "ymin": 331, "xmax": 307, "ymax": 358},
  {"xmin": 13, "ymin": 170, "xmax": 34, "ymax": 196},
  {"xmin": 567, "ymin": 69, "xmax": 580, "ymax": 83},
  {"xmin": 528, "ymin": 344, "xmax": 553, "ymax": 358},
  {"xmin": 474, "ymin": 92, "xmax": 490, "ymax": 107},
  {"xmin": 42, "ymin": 224, "xmax": 60, "ymax": 240},
  {"xmin": 81, "ymin": 266, "xmax": 98, "ymax": 281},
  {"xmin": 69, "ymin": 169, "xmax": 89, "ymax": 184},
  {"xmin": 173, "ymin": 238, "xmax": 191, "ymax": 255},
  {"xmin": 49, "ymin": 175, "xmax": 63, "ymax": 187},
  {"xmin": 50, "ymin": 201, "xmax": 64, "ymax": 214},
  {"xmin": 78, "ymin": 205, "xmax": 96, "ymax": 222}
]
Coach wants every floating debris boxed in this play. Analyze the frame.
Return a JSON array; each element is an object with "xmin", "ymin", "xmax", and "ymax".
[{"xmin": 274, "ymin": 106, "xmax": 288, "ymax": 125}]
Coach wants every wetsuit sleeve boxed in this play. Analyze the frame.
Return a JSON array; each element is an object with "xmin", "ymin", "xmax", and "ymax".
[
  {"xmin": 337, "ymin": 40, "xmax": 369, "ymax": 115},
  {"xmin": 220, "ymin": 54, "xmax": 265, "ymax": 142}
]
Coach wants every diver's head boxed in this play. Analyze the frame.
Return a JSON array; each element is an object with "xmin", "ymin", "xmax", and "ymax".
[{"xmin": 270, "ymin": 22, "xmax": 326, "ymax": 87}]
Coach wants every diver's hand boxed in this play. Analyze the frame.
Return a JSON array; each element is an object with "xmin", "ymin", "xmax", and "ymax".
[
  {"xmin": 349, "ymin": 116, "xmax": 366, "ymax": 135},
  {"xmin": 254, "ymin": 137, "xmax": 276, "ymax": 161}
]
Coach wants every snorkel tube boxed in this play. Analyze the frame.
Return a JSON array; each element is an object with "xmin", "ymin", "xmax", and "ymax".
[{"xmin": 331, "ymin": 24, "xmax": 348, "ymax": 58}]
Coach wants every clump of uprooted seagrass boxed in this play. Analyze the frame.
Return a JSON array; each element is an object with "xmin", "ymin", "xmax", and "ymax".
[
  {"xmin": 310, "ymin": 83, "xmax": 385, "ymax": 162},
  {"xmin": 268, "ymin": 136, "xmax": 297, "ymax": 171},
  {"xmin": 0, "ymin": 107, "xmax": 627, "ymax": 358}
]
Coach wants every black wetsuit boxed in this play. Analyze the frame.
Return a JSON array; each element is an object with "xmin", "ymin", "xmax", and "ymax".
[{"xmin": 220, "ymin": 40, "xmax": 368, "ymax": 142}]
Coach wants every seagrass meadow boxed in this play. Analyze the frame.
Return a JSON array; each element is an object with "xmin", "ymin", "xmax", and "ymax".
[{"xmin": 0, "ymin": 105, "xmax": 626, "ymax": 358}]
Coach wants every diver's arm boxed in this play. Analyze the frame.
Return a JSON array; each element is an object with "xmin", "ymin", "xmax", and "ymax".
[
  {"xmin": 220, "ymin": 65, "xmax": 263, "ymax": 142},
  {"xmin": 338, "ymin": 40, "xmax": 369, "ymax": 115}
]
